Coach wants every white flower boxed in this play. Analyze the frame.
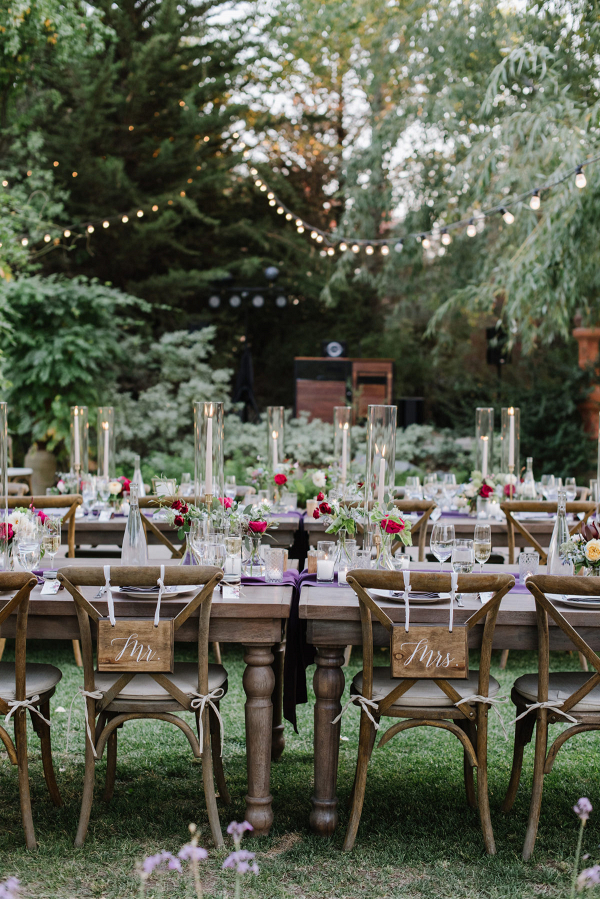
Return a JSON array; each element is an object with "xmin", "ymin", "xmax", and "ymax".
[
  {"xmin": 109, "ymin": 480, "xmax": 122, "ymax": 496},
  {"xmin": 312, "ymin": 470, "xmax": 326, "ymax": 488},
  {"xmin": 585, "ymin": 540, "xmax": 600, "ymax": 564},
  {"xmin": 464, "ymin": 484, "xmax": 476, "ymax": 498}
]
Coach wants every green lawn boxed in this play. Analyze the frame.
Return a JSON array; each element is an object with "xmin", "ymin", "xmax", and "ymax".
[{"xmin": 0, "ymin": 642, "xmax": 598, "ymax": 898}]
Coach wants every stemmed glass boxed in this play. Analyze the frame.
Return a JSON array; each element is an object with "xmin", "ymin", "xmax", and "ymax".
[
  {"xmin": 225, "ymin": 475, "xmax": 237, "ymax": 500},
  {"xmin": 423, "ymin": 474, "xmax": 438, "ymax": 502},
  {"xmin": 430, "ymin": 523, "xmax": 455, "ymax": 572},
  {"xmin": 81, "ymin": 476, "xmax": 96, "ymax": 515},
  {"xmin": 42, "ymin": 518, "xmax": 61, "ymax": 569},
  {"xmin": 540, "ymin": 475, "xmax": 555, "ymax": 500},
  {"xmin": 565, "ymin": 478, "xmax": 577, "ymax": 502},
  {"xmin": 473, "ymin": 524, "xmax": 491, "ymax": 573},
  {"xmin": 451, "ymin": 538, "xmax": 474, "ymax": 574},
  {"xmin": 97, "ymin": 476, "xmax": 111, "ymax": 508}
]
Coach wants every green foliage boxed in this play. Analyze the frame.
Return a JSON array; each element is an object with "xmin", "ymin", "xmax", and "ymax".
[{"xmin": 0, "ymin": 274, "xmax": 146, "ymax": 454}]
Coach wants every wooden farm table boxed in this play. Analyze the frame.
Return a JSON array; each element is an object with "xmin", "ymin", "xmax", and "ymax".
[
  {"xmin": 0, "ymin": 557, "xmax": 293, "ymax": 836},
  {"xmin": 299, "ymin": 562, "xmax": 600, "ymax": 837}
]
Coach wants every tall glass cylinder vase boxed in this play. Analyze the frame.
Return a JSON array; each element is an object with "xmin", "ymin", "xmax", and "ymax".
[
  {"xmin": 475, "ymin": 407, "xmax": 494, "ymax": 478},
  {"xmin": 0, "ymin": 402, "xmax": 7, "ymax": 560},
  {"xmin": 97, "ymin": 407, "xmax": 115, "ymax": 479},
  {"xmin": 365, "ymin": 404, "xmax": 397, "ymax": 516},
  {"xmin": 70, "ymin": 405, "xmax": 89, "ymax": 476},
  {"xmin": 267, "ymin": 406, "xmax": 285, "ymax": 472},
  {"xmin": 333, "ymin": 406, "xmax": 352, "ymax": 495},
  {"xmin": 194, "ymin": 401, "xmax": 224, "ymax": 504},
  {"xmin": 500, "ymin": 406, "xmax": 520, "ymax": 495}
]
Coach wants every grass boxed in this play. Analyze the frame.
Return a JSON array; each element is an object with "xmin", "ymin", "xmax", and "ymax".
[{"xmin": 0, "ymin": 642, "xmax": 598, "ymax": 898}]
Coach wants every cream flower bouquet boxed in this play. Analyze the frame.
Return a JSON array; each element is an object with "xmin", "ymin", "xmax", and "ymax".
[{"xmin": 561, "ymin": 522, "xmax": 600, "ymax": 574}]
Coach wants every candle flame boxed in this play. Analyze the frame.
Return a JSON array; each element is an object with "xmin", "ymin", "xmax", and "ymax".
[
  {"xmin": 101, "ymin": 421, "xmax": 109, "ymax": 431},
  {"xmin": 508, "ymin": 407, "xmax": 514, "ymax": 415},
  {"xmin": 73, "ymin": 407, "xmax": 79, "ymax": 416},
  {"xmin": 207, "ymin": 403, "xmax": 214, "ymax": 417},
  {"xmin": 272, "ymin": 430, "xmax": 278, "ymax": 439},
  {"xmin": 343, "ymin": 422, "xmax": 349, "ymax": 430},
  {"xmin": 481, "ymin": 435, "xmax": 488, "ymax": 441}
]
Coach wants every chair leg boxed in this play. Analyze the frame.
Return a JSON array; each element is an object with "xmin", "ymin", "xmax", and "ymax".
[
  {"xmin": 103, "ymin": 729, "xmax": 118, "ymax": 802},
  {"xmin": 459, "ymin": 720, "xmax": 477, "ymax": 809},
  {"xmin": 212, "ymin": 642, "xmax": 222, "ymax": 665},
  {"xmin": 502, "ymin": 710, "xmax": 536, "ymax": 813},
  {"xmin": 0, "ymin": 637, "xmax": 6, "ymax": 661},
  {"xmin": 499, "ymin": 649, "xmax": 510, "ymax": 670},
  {"xmin": 475, "ymin": 706, "xmax": 495, "ymax": 855},
  {"xmin": 579, "ymin": 652, "xmax": 589, "ymax": 672},
  {"xmin": 14, "ymin": 711, "xmax": 36, "ymax": 849},
  {"xmin": 347, "ymin": 719, "xmax": 377, "ymax": 810},
  {"xmin": 200, "ymin": 708, "xmax": 223, "ymax": 848},
  {"xmin": 38, "ymin": 700, "xmax": 62, "ymax": 807},
  {"xmin": 522, "ymin": 713, "xmax": 548, "ymax": 861},
  {"xmin": 72, "ymin": 639, "xmax": 83, "ymax": 668},
  {"xmin": 210, "ymin": 705, "xmax": 230, "ymax": 805},
  {"xmin": 74, "ymin": 719, "xmax": 97, "ymax": 848},
  {"xmin": 342, "ymin": 712, "xmax": 376, "ymax": 852}
]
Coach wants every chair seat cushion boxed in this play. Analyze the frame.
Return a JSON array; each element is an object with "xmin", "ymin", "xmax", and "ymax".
[
  {"xmin": 351, "ymin": 667, "xmax": 500, "ymax": 708},
  {"xmin": 0, "ymin": 662, "xmax": 62, "ymax": 701},
  {"xmin": 514, "ymin": 672, "xmax": 600, "ymax": 713},
  {"xmin": 95, "ymin": 662, "xmax": 227, "ymax": 702}
]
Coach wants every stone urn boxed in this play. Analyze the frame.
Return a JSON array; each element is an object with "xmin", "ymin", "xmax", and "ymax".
[{"xmin": 24, "ymin": 446, "xmax": 57, "ymax": 496}]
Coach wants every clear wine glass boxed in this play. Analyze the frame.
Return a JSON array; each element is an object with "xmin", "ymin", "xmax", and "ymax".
[
  {"xmin": 42, "ymin": 518, "xmax": 61, "ymax": 568},
  {"xmin": 430, "ymin": 523, "xmax": 455, "ymax": 572},
  {"xmin": 565, "ymin": 478, "xmax": 577, "ymax": 503},
  {"xmin": 225, "ymin": 475, "xmax": 237, "ymax": 500},
  {"xmin": 541, "ymin": 474, "xmax": 555, "ymax": 500},
  {"xmin": 97, "ymin": 476, "xmax": 110, "ymax": 507},
  {"xmin": 473, "ymin": 524, "xmax": 491, "ymax": 573},
  {"xmin": 452, "ymin": 538, "xmax": 474, "ymax": 574},
  {"xmin": 81, "ymin": 476, "xmax": 96, "ymax": 514},
  {"xmin": 423, "ymin": 474, "xmax": 437, "ymax": 501},
  {"xmin": 17, "ymin": 539, "xmax": 41, "ymax": 572}
]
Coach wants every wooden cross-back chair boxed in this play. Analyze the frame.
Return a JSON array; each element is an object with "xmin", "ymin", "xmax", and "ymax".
[
  {"xmin": 503, "ymin": 574, "xmax": 600, "ymax": 860},
  {"xmin": 58, "ymin": 564, "xmax": 228, "ymax": 848},
  {"xmin": 355, "ymin": 500, "xmax": 436, "ymax": 562},
  {"xmin": 0, "ymin": 572, "xmax": 62, "ymax": 848},
  {"xmin": 139, "ymin": 496, "xmax": 187, "ymax": 559},
  {"xmin": 500, "ymin": 501, "xmax": 596, "ymax": 565},
  {"xmin": 344, "ymin": 568, "xmax": 514, "ymax": 854},
  {"xmin": 0, "ymin": 495, "xmax": 84, "ymax": 667}
]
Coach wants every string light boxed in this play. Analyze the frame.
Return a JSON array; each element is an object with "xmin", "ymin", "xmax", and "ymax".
[
  {"xmin": 21, "ymin": 238, "xmax": 28, "ymax": 246},
  {"xmin": 466, "ymin": 220, "xmax": 477, "ymax": 237},
  {"xmin": 421, "ymin": 237, "xmax": 431, "ymax": 249},
  {"xmin": 43, "ymin": 234, "xmax": 51, "ymax": 242},
  {"xmin": 327, "ymin": 247, "xmax": 335, "ymax": 256},
  {"xmin": 87, "ymin": 225, "xmax": 94, "ymax": 233},
  {"xmin": 381, "ymin": 245, "xmax": 389, "ymax": 255},
  {"xmin": 530, "ymin": 190, "xmax": 540, "ymax": 210},
  {"xmin": 365, "ymin": 245, "xmax": 374, "ymax": 255},
  {"xmin": 441, "ymin": 230, "xmax": 452, "ymax": 245},
  {"xmin": 311, "ymin": 231, "xmax": 318, "ymax": 239},
  {"xmin": 501, "ymin": 208, "xmax": 515, "ymax": 224},
  {"xmin": 267, "ymin": 192, "xmax": 274, "ymax": 199},
  {"xmin": 63, "ymin": 229, "xmax": 71, "ymax": 238},
  {"xmin": 122, "ymin": 215, "xmax": 129, "ymax": 223},
  {"xmin": 394, "ymin": 240, "xmax": 403, "ymax": 253},
  {"xmin": 137, "ymin": 210, "xmax": 144, "ymax": 217},
  {"xmin": 102, "ymin": 220, "xmax": 110, "ymax": 228},
  {"xmin": 339, "ymin": 242, "xmax": 348, "ymax": 252},
  {"xmin": 576, "ymin": 167, "xmax": 587, "ymax": 189},
  {"xmin": 316, "ymin": 234, "xmax": 323, "ymax": 243},
  {"xmin": 277, "ymin": 206, "xmax": 284, "ymax": 214},
  {"xmin": 72, "ymin": 172, "xmax": 77, "ymax": 178},
  {"xmin": 285, "ymin": 213, "xmax": 292, "ymax": 221},
  {"xmin": 152, "ymin": 204, "xmax": 158, "ymax": 212},
  {"xmin": 297, "ymin": 225, "xmax": 304, "ymax": 233},
  {"xmin": 351, "ymin": 244, "xmax": 360, "ymax": 253}
]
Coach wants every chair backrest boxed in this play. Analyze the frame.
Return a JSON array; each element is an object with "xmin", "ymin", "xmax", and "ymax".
[
  {"xmin": 500, "ymin": 501, "xmax": 596, "ymax": 564},
  {"xmin": 58, "ymin": 565, "xmax": 223, "ymax": 702},
  {"xmin": 139, "ymin": 496, "xmax": 187, "ymax": 559},
  {"xmin": 391, "ymin": 500, "xmax": 436, "ymax": 562},
  {"xmin": 0, "ymin": 573, "xmax": 39, "ymax": 714},
  {"xmin": 0, "ymin": 495, "xmax": 83, "ymax": 558},
  {"xmin": 346, "ymin": 569, "xmax": 514, "ymax": 715},
  {"xmin": 526, "ymin": 575, "xmax": 600, "ymax": 719}
]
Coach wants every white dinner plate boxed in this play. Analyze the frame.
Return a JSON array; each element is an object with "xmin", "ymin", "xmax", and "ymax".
[
  {"xmin": 548, "ymin": 592, "xmax": 600, "ymax": 610},
  {"xmin": 369, "ymin": 589, "xmax": 451, "ymax": 604},
  {"xmin": 115, "ymin": 585, "xmax": 199, "ymax": 599}
]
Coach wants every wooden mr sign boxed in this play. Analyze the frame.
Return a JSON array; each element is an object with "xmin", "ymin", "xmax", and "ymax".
[
  {"xmin": 97, "ymin": 619, "xmax": 174, "ymax": 673},
  {"xmin": 391, "ymin": 625, "xmax": 468, "ymax": 679}
]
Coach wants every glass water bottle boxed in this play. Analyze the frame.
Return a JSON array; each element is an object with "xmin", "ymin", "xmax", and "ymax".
[
  {"xmin": 133, "ymin": 454, "xmax": 146, "ymax": 497},
  {"xmin": 122, "ymin": 482, "xmax": 148, "ymax": 565},
  {"xmin": 522, "ymin": 457, "xmax": 537, "ymax": 499},
  {"xmin": 546, "ymin": 489, "xmax": 573, "ymax": 575}
]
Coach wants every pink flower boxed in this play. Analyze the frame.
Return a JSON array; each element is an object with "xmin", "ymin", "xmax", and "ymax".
[
  {"xmin": 227, "ymin": 821, "xmax": 253, "ymax": 839},
  {"xmin": 120, "ymin": 477, "xmax": 131, "ymax": 493},
  {"xmin": 174, "ymin": 515, "xmax": 185, "ymax": 527},
  {"xmin": 574, "ymin": 798, "xmax": 593, "ymax": 822},
  {"xmin": 0, "ymin": 523, "xmax": 14, "ymax": 541},
  {"xmin": 37, "ymin": 510, "xmax": 48, "ymax": 524},
  {"xmin": 479, "ymin": 484, "xmax": 494, "ymax": 499},
  {"xmin": 312, "ymin": 509, "xmax": 320, "ymax": 519},
  {"xmin": 222, "ymin": 850, "xmax": 259, "ymax": 875},
  {"xmin": 316, "ymin": 492, "xmax": 325, "ymax": 502},
  {"xmin": 578, "ymin": 866, "xmax": 600, "ymax": 889},
  {"xmin": 219, "ymin": 497, "xmax": 233, "ymax": 509},
  {"xmin": 248, "ymin": 520, "xmax": 267, "ymax": 534},
  {"xmin": 274, "ymin": 473, "xmax": 287, "ymax": 486},
  {"xmin": 504, "ymin": 483, "xmax": 514, "ymax": 496},
  {"xmin": 380, "ymin": 517, "xmax": 404, "ymax": 534},
  {"xmin": 178, "ymin": 843, "xmax": 208, "ymax": 862}
]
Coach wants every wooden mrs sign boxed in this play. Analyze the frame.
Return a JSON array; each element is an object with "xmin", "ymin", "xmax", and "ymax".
[
  {"xmin": 391, "ymin": 625, "xmax": 468, "ymax": 679},
  {"xmin": 97, "ymin": 619, "xmax": 174, "ymax": 673}
]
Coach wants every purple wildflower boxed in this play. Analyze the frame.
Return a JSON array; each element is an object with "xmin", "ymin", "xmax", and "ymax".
[
  {"xmin": 574, "ymin": 799, "xmax": 593, "ymax": 822},
  {"xmin": 0, "ymin": 878, "xmax": 20, "ymax": 899},
  {"xmin": 577, "ymin": 865, "xmax": 600, "ymax": 890},
  {"xmin": 141, "ymin": 851, "xmax": 182, "ymax": 875},
  {"xmin": 227, "ymin": 820, "xmax": 253, "ymax": 840},
  {"xmin": 178, "ymin": 843, "xmax": 208, "ymax": 863},
  {"xmin": 222, "ymin": 849, "xmax": 259, "ymax": 876}
]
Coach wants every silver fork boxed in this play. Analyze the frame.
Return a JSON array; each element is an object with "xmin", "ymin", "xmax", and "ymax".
[{"xmin": 93, "ymin": 586, "xmax": 106, "ymax": 599}]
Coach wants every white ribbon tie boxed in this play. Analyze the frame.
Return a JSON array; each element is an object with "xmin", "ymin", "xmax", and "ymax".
[
  {"xmin": 66, "ymin": 689, "xmax": 104, "ymax": 757},
  {"xmin": 154, "ymin": 564, "xmax": 165, "ymax": 627},
  {"xmin": 4, "ymin": 695, "xmax": 51, "ymax": 728},
  {"xmin": 331, "ymin": 694, "xmax": 380, "ymax": 730},
  {"xmin": 514, "ymin": 700, "xmax": 578, "ymax": 725},
  {"xmin": 103, "ymin": 564, "xmax": 115, "ymax": 626},
  {"xmin": 190, "ymin": 687, "xmax": 225, "ymax": 756},
  {"xmin": 455, "ymin": 694, "xmax": 509, "ymax": 739},
  {"xmin": 403, "ymin": 568, "xmax": 411, "ymax": 633},
  {"xmin": 449, "ymin": 569, "xmax": 458, "ymax": 633}
]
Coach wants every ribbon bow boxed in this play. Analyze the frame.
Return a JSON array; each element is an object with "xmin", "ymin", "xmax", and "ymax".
[
  {"xmin": 449, "ymin": 569, "xmax": 458, "ymax": 633},
  {"xmin": 455, "ymin": 693, "xmax": 510, "ymax": 740},
  {"xmin": 4, "ymin": 695, "xmax": 51, "ymax": 728},
  {"xmin": 514, "ymin": 700, "xmax": 578, "ymax": 725},
  {"xmin": 190, "ymin": 687, "xmax": 225, "ymax": 756},
  {"xmin": 66, "ymin": 689, "xmax": 104, "ymax": 757},
  {"xmin": 154, "ymin": 564, "xmax": 165, "ymax": 627},
  {"xmin": 403, "ymin": 568, "xmax": 411, "ymax": 633},
  {"xmin": 103, "ymin": 564, "xmax": 115, "ymax": 626},
  {"xmin": 331, "ymin": 694, "xmax": 380, "ymax": 730}
]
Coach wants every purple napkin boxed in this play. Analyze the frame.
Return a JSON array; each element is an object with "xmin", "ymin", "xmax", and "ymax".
[{"xmin": 240, "ymin": 570, "xmax": 299, "ymax": 587}]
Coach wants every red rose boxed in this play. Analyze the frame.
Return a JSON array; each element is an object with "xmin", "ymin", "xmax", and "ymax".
[
  {"xmin": 174, "ymin": 515, "xmax": 185, "ymax": 527},
  {"xmin": 121, "ymin": 477, "xmax": 131, "ymax": 492},
  {"xmin": 219, "ymin": 497, "xmax": 233, "ymax": 510},
  {"xmin": 171, "ymin": 499, "xmax": 184, "ymax": 511},
  {"xmin": 319, "ymin": 502, "xmax": 332, "ymax": 514},
  {"xmin": 316, "ymin": 492, "xmax": 325, "ymax": 502},
  {"xmin": 248, "ymin": 520, "xmax": 268, "ymax": 534},
  {"xmin": 357, "ymin": 482, "xmax": 364, "ymax": 488},
  {"xmin": 504, "ymin": 483, "xmax": 514, "ymax": 496},
  {"xmin": 380, "ymin": 517, "xmax": 404, "ymax": 535},
  {"xmin": 0, "ymin": 523, "xmax": 13, "ymax": 541},
  {"xmin": 37, "ymin": 510, "xmax": 48, "ymax": 524},
  {"xmin": 274, "ymin": 473, "xmax": 287, "ymax": 486},
  {"xmin": 312, "ymin": 509, "xmax": 320, "ymax": 519},
  {"xmin": 479, "ymin": 484, "xmax": 494, "ymax": 499},
  {"xmin": 181, "ymin": 503, "xmax": 188, "ymax": 514}
]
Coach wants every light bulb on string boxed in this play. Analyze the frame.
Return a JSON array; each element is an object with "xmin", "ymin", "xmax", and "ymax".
[
  {"xmin": 351, "ymin": 244, "xmax": 360, "ymax": 254},
  {"xmin": 44, "ymin": 234, "xmax": 51, "ymax": 243},
  {"xmin": 122, "ymin": 215, "xmax": 129, "ymax": 223},
  {"xmin": 311, "ymin": 231, "xmax": 318, "ymax": 240},
  {"xmin": 339, "ymin": 242, "xmax": 348, "ymax": 252},
  {"xmin": 319, "ymin": 249, "xmax": 327, "ymax": 257},
  {"xmin": 327, "ymin": 247, "xmax": 335, "ymax": 256},
  {"xmin": 297, "ymin": 225, "xmax": 304, "ymax": 233},
  {"xmin": 381, "ymin": 245, "xmax": 389, "ymax": 255},
  {"xmin": 87, "ymin": 225, "xmax": 94, "ymax": 234},
  {"xmin": 394, "ymin": 240, "xmax": 403, "ymax": 253},
  {"xmin": 421, "ymin": 237, "xmax": 431, "ymax": 249},
  {"xmin": 501, "ymin": 208, "xmax": 514, "ymax": 224},
  {"xmin": 137, "ymin": 210, "xmax": 144, "ymax": 218},
  {"xmin": 255, "ymin": 180, "xmax": 262, "ymax": 187},
  {"xmin": 441, "ymin": 230, "xmax": 452, "ymax": 246},
  {"xmin": 576, "ymin": 167, "xmax": 587, "ymax": 189},
  {"xmin": 466, "ymin": 220, "xmax": 477, "ymax": 237},
  {"xmin": 267, "ymin": 192, "xmax": 274, "ymax": 199},
  {"xmin": 285, "ymin": 213, "xmax": 292, "ymax": 221},
  {"xmin": 316, "ymin": 234, "xmax": 323, "ymax": 243},
  {"xmin": 64, "ymin": 229, "xmax": 71, "ymax": 238},
  {"xmin": 260, "ymin": 185, "xmax": 267, "ymax": 192},
  {"xmin": 530, "ymin": 191, "xmax": 540, "ymax": 210},
  {"xmin": 152, "ymin": 205, "xmax": 158, "ymax": 212},
  {"xmin": 295, "ymin": 219, "xmax": 303, "ymax": 227},
  {"xmin": 276, "ymin": 207, "xmax": 284, "ymax": 214},
  {"xmin": 21, "ymin": 238, "xmax": 28, "ymax": 246},
  {"xmin": 269, "ymin": 199, "xmax": 276, "ymax": 206},
  {"xmin": 102, "ymin": 220, "xmax": 110, "ymax": 228},
  {"xmin": 364, "ymin": 245, "xmax": 373, "ymax": 255}
]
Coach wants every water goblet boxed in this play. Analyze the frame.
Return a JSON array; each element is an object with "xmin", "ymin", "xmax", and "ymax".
[
  {"xmin": 43, "ymin": 518, "xmax": 61, "ymax": 568},
  {"xmin": 225, "ymin": 475, "xmax": 237, "ymax": 500},
  {"xmin": 451, "ymin": 538, "xmax": 474, "ymax": 574},
  {"xmin": 97, "ymin": 476, "xmax": 111, "ymax": 507},
  {"xmin": 565, "ymin": 478, "xmax": 577, "ymax": 503},
  {"xmin": 17, "ymin": 539, "xmax": 41, "ymax": 572},
  {"xmin": 473, "ymin": 524, "xmax": 491, "ymax": 573},
  {"xmin": 430, "ymin": 523, "xmax": 455, "ymax": 572}
]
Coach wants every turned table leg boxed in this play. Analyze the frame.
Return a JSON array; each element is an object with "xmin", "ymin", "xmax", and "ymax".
[
  {"xmin": 271, "ymin": 641, "xmax": 285, "ymax": 761},
  {"xmin": 243, "ymin": 643, "xmax": 275, "ymax": 835},
  {"xmin": 310, "ymin": 645, "xmax": 345, "ymax": 836}
]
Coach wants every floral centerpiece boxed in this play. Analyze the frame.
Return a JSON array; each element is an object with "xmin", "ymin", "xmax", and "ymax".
[
  {"xmin": 311, "ymin": 495, "xmax": 363, "ymax": 565},
  {"xmin": 239, "ymin": 501, "xmax": 278, "ymax": 574},
  {"xmin": 163, "ymin": 498, "xmax": 204, "ymax": 542},
  {"xmin": 108, "ymin": 476, "xmax": 131, "ymax": 509},
  {"xmin": 455, "ymin": 471, "xmax": 500, "ymax": 514},
  {"xmin": 561, "ymin": 522, "xmax": 600, "ymax": 575},
  {"xmin": 370, "ymin": 501, "xmax": 413, "ymax": 569}
]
